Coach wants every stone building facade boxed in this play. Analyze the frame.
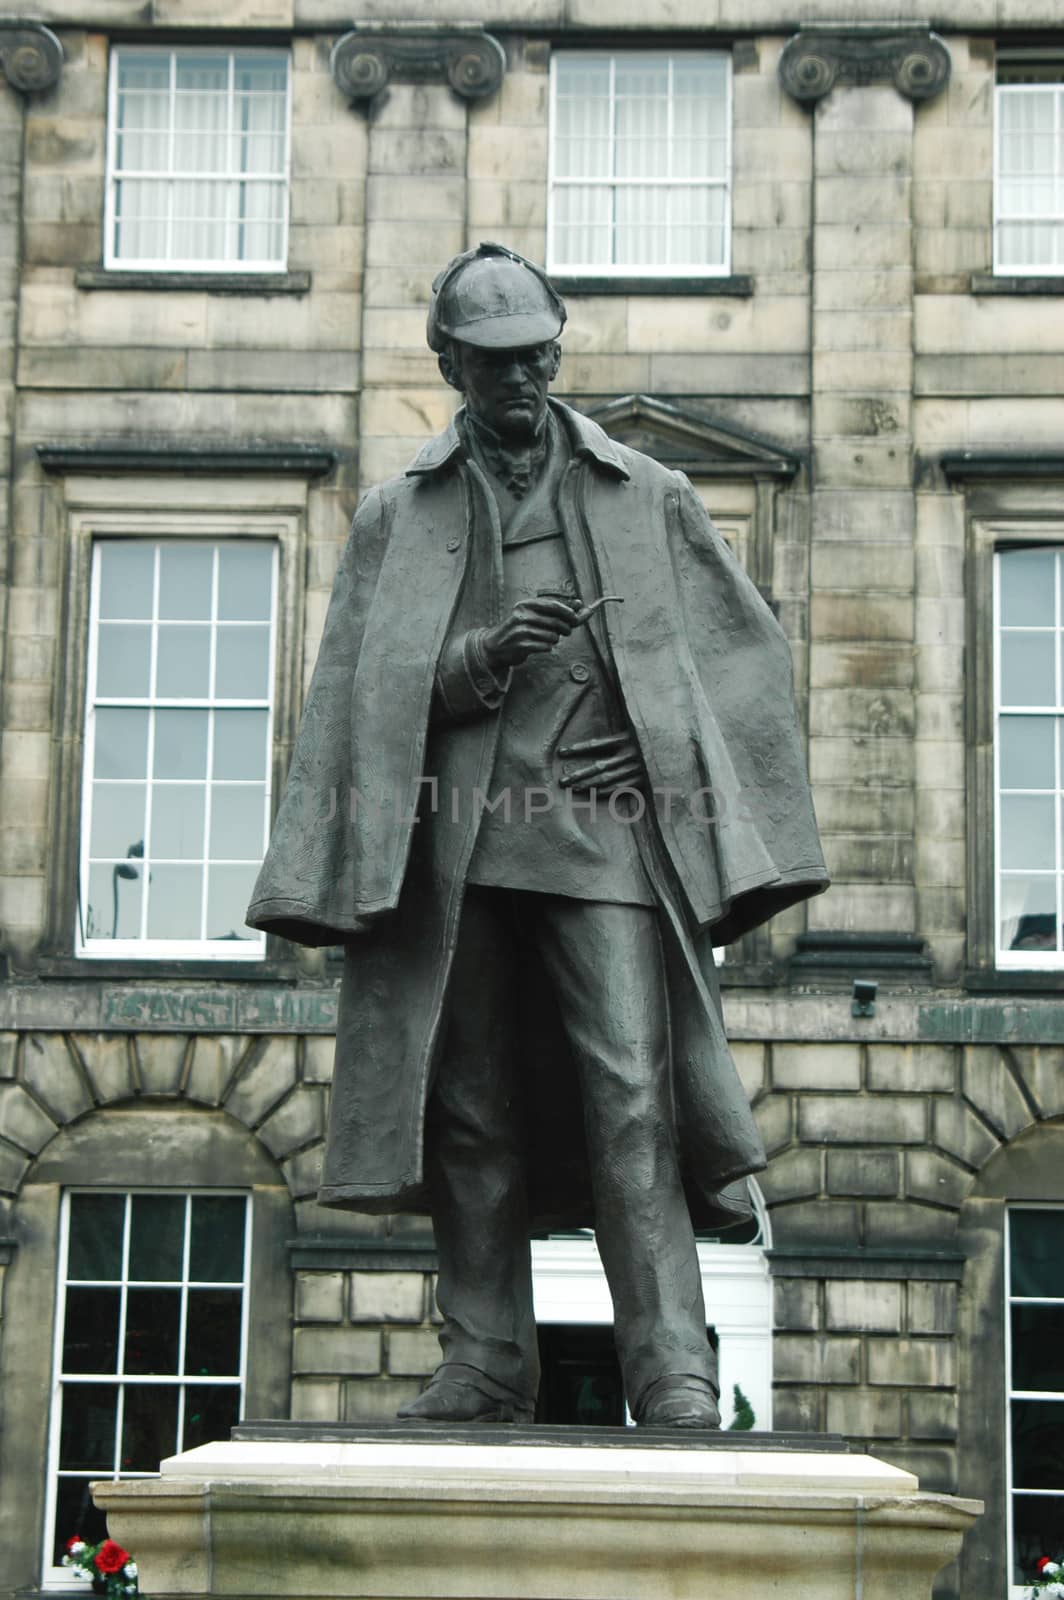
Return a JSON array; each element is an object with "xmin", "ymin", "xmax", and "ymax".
[{"xmin": 0, "ymin": 2, "xmax": 1062, "ymax": 1595}]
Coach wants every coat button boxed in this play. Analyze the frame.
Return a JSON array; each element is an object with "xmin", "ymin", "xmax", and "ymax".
[
  {"xmin": 446, "ymin": 537, "xmax": 461, "ymax": 553},
  {"xmin": 570, "ymin": 662, "xmax": 591, "ymax": 683}
]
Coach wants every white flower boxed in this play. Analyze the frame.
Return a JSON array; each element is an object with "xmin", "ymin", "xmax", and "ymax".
[
  {"xmin": 1045, "ymin": 1565, "xmax": 1063, "ymax": 1578},
  {"xmin": 125, "ymin": 1564, "xmax": 137, "ymax": 1579},
  {"xmin": 1045, "ymin": 1583, "xmax": 1064, "ymax": 1597},
  {"xmin": 68, "ymin": 1540, "xmax": 87, "ymax": 1554}
]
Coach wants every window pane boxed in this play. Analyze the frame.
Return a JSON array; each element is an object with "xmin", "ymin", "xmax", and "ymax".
[
  {"xmin": 89, "ymin": 783, "xmax": 146, "ymax": 860},
  {"xmin": 218, "ymin": 546, "xmax": 273, "ymax": 622},
  {"xmin": 215, "ymin": 624, "xmax": 270, "ymax": 698},
  {"xmin": 113, "ymin": 178, "xmax": 168, "ymax": 262},
  {"xmin": 99, "ymin": 544, "xmax": 154, "ymax": 620},
  {"xmin": 212, "ymin": 709, "xmax": 268, "ymax": 781},
  {"xmin": 206, "ymin": 863, "xmax": 258, "ymax": 942},
  {"xmin": 129, "ymin": 1193, "xmax": 185, "ymax": 1280},
  {"xmin": 552, "ymin": 185, "xmax": 611, "ymax": 267},
  {"xmin": 85, "ymin": 861, "xmax": 143, "ymax": 942},
  {"xmin": 1000, "ymin": 874, "xmax": 1058, "ymax": 954},
  {"xmin": 156, "ymin": 625, "xmax": 211, "ymax": 698},
  {"xmin": 1013, "ymin": 1305, "xmax": 1064, "ymax": 1392},
  {"xmin": 1012, "ymin": 1211, "xmax": 1064, "ymax": 1297},
  {"xmin": 1000, "ymin": 716, "xmax": 1056, "ymax": 789},
  {"xmin": 1001, "ymin": 631, "xmax": 1056, "ymax": 708},
  {"xmin": 121, "ymin": 1383, "xmax": 179, "ymax": 1471},
  {"xmin": 1001, "ymin": 548, "xmax": 1057, "ymax": 627},
  {"xmin": 146, "ymin": 863, "xmax": 204, "ymax": 940},
  {"xmin": 159, "ymin": 545, "xmax": 213, "ymax": 620},
  {"xmin": 117, "ymin": 50, "xmax": 170, "ymax": 93},
  {"xmin": 1013, "ymin": 1399, "xmax": 1064, "ymax": 1490},
  {"xmin": 190, "ymin": 1196, "xmax": 246, "ymax": 1282},
  {"xmin": 209, "ymin": 784, "xmax": 265, "ymax": 860},
  {"xmin": 183, "ymin": 1382, "xmax": 241, "ymax": 1451},
  {"xmin": 60, "ymin": 1383, "xmax": 117, "ymax": 1470},
  {"xmin": 186, "ymin": 1289, "xmax": 242, "ymax": 1375},
  {"xmin": 63, "ymin": 1288, "xmax": 121, "ymax": 1375},
  {"xmin": 68, "ymin": 1194, "xmax": 125, "ymax": 1280},
  {"xmin": 1013, "ymin": 1492, "xmax": 1064, "ymax": 1587},
  {"xmin": 94, "ymin": 707, "xmax": 150, "ymax": 780},
  {"xmin": 96, "ymin": 623, "xmax": 151, "ymax": 698},
  {"xmin": 1000, "ymin": 795, "xmax": 1056, "ymax": 871},
  {"xmin": 154, "ymin": 708, "xmax": 209, "ymax": 779},
  {"xmin": 151, "ymin": 785, "xmax": 205, "ymax": 860},
  {"xmin": 53, "ymin": 1477, "xmax": 108, "ymax": 1566},
  {"xmin": 124, "ymin": 1288, "xmax": 182, "ymax": 1374}
]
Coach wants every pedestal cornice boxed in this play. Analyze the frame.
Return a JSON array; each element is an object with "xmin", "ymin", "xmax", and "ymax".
[
  {"xmin": 330, "ymin": 25, "xmax": 505, "ymax": 106},
  {"xmin": 779, "ymin": 24, "xmax": 951, "ymax": 104}
]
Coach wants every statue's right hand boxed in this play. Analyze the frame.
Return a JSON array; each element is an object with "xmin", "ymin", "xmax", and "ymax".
[{"xmin": 480, "ymin": 597, "xmax": 577, "ymax": 668}]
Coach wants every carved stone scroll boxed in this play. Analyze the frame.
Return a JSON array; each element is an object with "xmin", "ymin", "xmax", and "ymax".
[
  {"xmin": 779, "ymin": 27, "xmax": 951, "ymax": 105},
  {"xmin": 331, "ymin": 28, "xmax": 505, "ymax": 106},
  {"xmin": 0, "ymin": 21, "xmax": 63, "ymax": 94}
]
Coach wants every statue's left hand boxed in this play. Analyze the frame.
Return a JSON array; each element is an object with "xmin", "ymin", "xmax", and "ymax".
[{"xmin": 557, "ymin": 732, "xmax": 645, "ymax": 795}]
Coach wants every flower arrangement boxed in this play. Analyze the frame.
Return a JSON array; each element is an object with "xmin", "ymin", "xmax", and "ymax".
[
  {"xmin": 61, "ymin": 1536, "xmax": 143, "ymax": 1597},
  {"xmin": 1028, "ymin": 1557, "xmax": 1064, "ymax": 1597}
]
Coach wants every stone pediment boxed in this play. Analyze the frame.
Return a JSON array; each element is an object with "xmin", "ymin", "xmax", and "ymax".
[{"xmin": 586, "ymin": 395, "xmax": 800, "ymax": 481}]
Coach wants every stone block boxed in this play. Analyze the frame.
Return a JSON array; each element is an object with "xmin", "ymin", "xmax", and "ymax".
[
  {"xmin": 815, "ymin": 223, "xmax": 912, "ymax": 273},
  {"xmin": 770, "ymin": 1386, "xmax": 822, "ymax": 1432},
  {"xmin": 760, "ymin": 1147, "xmax": 822, "ymax": 1205},
  {"xmin": 810, "ymin": 543, "xmax": 913, "ymax": 593},
  {"xmin": 0, "ymin": 1035, "xmax": 15, "ymax": 1080},
  {"xmin": 769, "ymin": 1200, "xmax": 861, "ymax": 1250},
  {"xmin": 876, "ymin": 1444, "xmax": 957, "ymax": 1494},
  {"xmin": 962, "ymin": 1048, "xmax": 1034, "ymax": 1142},
  {"xmin": 295, "ymin": 1271, "xmax": 346, "ymax": 1324},
  {"xmin": 303, "ymin": 1037, "xmax": 336, "ymax": 1086},
  {"xmin": 343, "ymin": 1376, "xmax": 423, "ymax": 1423},
  {"xmin": 224, "ymin": 1038, "xmax": 299, "ymax": 1128},
  {"xmin": 867, "ymin": 1337, "xmax": 955, "ymax": 1390},
  {"xmin": 293, "ymin": 1327, "xmax": 382, "ymax": 1377},
  {"xmin": 258, "ymin": 1087, "xmax": 326, "ymax": 1159},
  {"xmin": 1021, "ymin": 1047, "xmax": 1064, "ymax": 1119},
  {"xmin": 826, "ymin": 1388, "xmax": 903, "ymax": 1440},
  {"xmin": 22, "ymin": 1034, "xmax": 93, "ymax": 1123},
  {"xmin": 291, "ymin": 1378, "xmax": 341, "ymax": 1423},
  {"xmin": 468, "ymin": 126, "xmax": 548, "ymax": 184},
  {"xmin": 282, "ymin": 1144, "xmax": 325, "ymax": 1199},
  {"xmin": 904, "ymin": 1150, "xmax": 971, "ymax": 1211},
  {"xmin": 817, "ymin": 84, "xmax": 913, "ymax": 134},
  {"xmin": 809, "ymin": 736, "xmax": 914, "ymax": 787},
  {"xmin": 862, "ymin": 1203, "xmax": 958, "ymax": 1249},
  {"xmin": 753, "ymin": 1093, "xmax": 792, "ymax": 1157},
  {"xmin": 132, "ymin": 1035, "xmax": 187, "ymax": 1097},
  {"xmin": 867, "ymin": 1045, "xmax": 956, "ymax": 1095},
  {"xmin": 0, "ymin": 1140, "xmax": 30, "ymax": 1197},
  {"xmin": 771, "ymin": 1042, "xmax": 861, "ymax": 1091},
  {"xmin": 825, "ymin": 1150, "xmax": 899, "ymax": 1199},
  {"xmin": 387, "ymin": 1328, "xmax": 441, "ymax": 1377},
  {"xmin": 815, "ymin": 175, "xmax": 912, "ymax": 228},
  {"xmin": 731, "ymin": 180, "xmax": 809, "ymax": 230},
  {"xmin": 908, "ymin": 1282, "xmax": 959, "ymax": 1338},
  {"xmin": 71, "ymin": 1034, "xmax": 133, "ymax": 1104},
  {"xmin": 773, "ymin": 1278, "xmax": 819, "ymax": 1332},
  {"xmin": 350, "ymin": 1271, "xmax": 427, "ymax": 1325},
  {"xmin": 799, "ymin": 1095, "xmax": 926, "ymax": 1146},
  {"xmin": 825, "ymin": 1281, "xmax": 903, "ymax": 1334},
  {"xmin": 775, "ymin": 1334, "xmax": 861, "ymax": 1385},
  {"xmin": 906, "ymin": 1390, "xmax": 958, "ymax": 1442},
  {"xmin": 184, "ymin": 1036, "xmax": 248, "ymax": 1106},
  {"xmin": 825, "ymin": 833, "xmax": 914, "ymax": 884},
  {"xmin": 932, "ymin": 1097, "xmax": 1001, "ymax": 1170},
  {"xmin": 0, "ymin": 1082, "xmax": 57, "ymax": 1155}
]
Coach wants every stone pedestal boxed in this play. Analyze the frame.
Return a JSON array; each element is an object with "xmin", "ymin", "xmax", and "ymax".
[{"xmin": 95, "ymin": 1425, "xmax": 981, "ymax": 1600}]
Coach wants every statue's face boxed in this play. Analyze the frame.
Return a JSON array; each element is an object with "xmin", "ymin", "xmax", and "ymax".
[{"xmin": 450, "ymin": 340, "xmax": 560, "ymax": 441}]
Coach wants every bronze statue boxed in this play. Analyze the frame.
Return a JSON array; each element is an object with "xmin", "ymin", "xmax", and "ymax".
[{"xmin": 248, "ymin": 243, "xmax": 827, "ymax": 1428}]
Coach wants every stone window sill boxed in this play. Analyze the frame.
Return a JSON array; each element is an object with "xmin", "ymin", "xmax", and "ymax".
[
  {"xmin": 964, "ymin": 967, "xmax": 1064, "ymax": 993},
  {"xmin": 551, "ymin": 273, "xmax": 753, "ymax": 297},
  {"xmin": 970, "ymin": 273, "xmax": 1064, "ymax": 295},
  {"xmin": 34, "ymin": 955, "xmax": 303, "ymax": 982},
  {"xmin": 74, "ymin": 267, "xmax": 311, "ymax": 295}
]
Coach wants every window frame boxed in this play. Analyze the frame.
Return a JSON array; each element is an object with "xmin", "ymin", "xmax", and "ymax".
[
  {"xmin": 41, "ymin": 1186, "xmax": 252, "ymax": 1586},
  {"xmin": 78, "ymin": 537, "xmax": 279, "ymax": 962},
  {"xmin": 1004, "ymin": 1203, "xmax": 1064, "ymax": 1599},
  {"xmin": 546, "ymin": 48, "xmax": 733, "ymax": 280},
  {"xmin": 104, "ymin": 43, "xmax": 293, "ymax": 275},
  {"xmin": 44, "ymin": 475, "xmax": 308, "ymax": 969},
  {"xmin": 964, "ymin": 484, "xmax": 1064, "ymax": 976},
  {"xmin": 993, "ymin": 66, "xmax": 1064, "ymax": 278}
]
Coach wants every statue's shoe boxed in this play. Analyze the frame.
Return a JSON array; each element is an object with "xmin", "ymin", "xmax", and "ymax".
[
  {"xmin": 634, "ymin": 1375, "xmax": 721, "ymax": 1429},
  {"xmin": 397, "ymin": 1374, "xmax": 534, "ymax": 1425}
]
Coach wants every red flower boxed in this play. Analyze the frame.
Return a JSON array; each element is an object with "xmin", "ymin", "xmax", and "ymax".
[{"xmin": 94, "ymin": 1540, "xmax": 131, "ymax": 1574}]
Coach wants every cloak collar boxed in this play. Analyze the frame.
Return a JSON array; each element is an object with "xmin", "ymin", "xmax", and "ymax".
[{"xmin": 404, "ymin": 399, "xmax": 631, "ymax": 482}]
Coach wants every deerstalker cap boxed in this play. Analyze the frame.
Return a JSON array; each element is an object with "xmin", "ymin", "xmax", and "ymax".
[{"xmin": 427, "ymin": 241, "xmax": 566, "ymax": 353}]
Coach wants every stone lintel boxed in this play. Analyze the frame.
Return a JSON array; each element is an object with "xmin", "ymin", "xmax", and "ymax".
[
  {"xmin": 779, "ymin": 24, "xmax": 951, "ymax": 105},
  {"xmin": 769, "ymin": 1247, "xmax": 966, "ymax": 1281},
  {"xmin": 941, "ymin": 450, "xmax": 1064, "ymax": 483},
  {"xmin": 0, "ymin": 20, "xmax": 62, "ymax": 94},
  {"xmin": 36, "ymin": 441, "xmax": 337, "ymax": 478},
  {"xmin": 331, "ymin": 25, "xmax": 505, "ymax": 106}
]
